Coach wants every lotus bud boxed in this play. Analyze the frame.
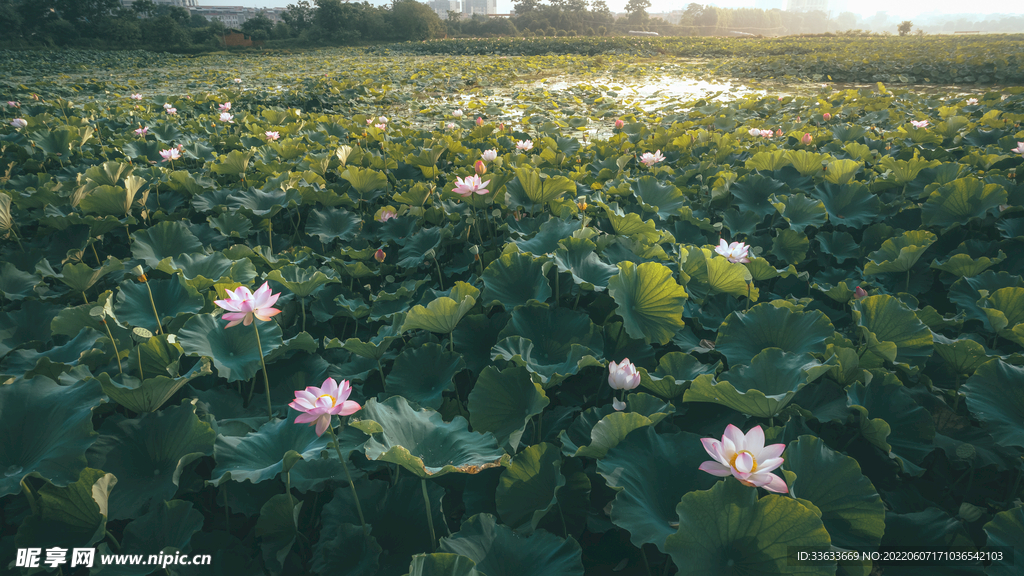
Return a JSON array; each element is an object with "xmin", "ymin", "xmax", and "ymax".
[
  {"xmin": 775, "ymin": 129, "xmax": 783, "ymax": 138},
  {"xmin": 822, "ymin": 112, "xmax": 832, "ymax": 121},
  {"xmin": 498, "ymin": 122, "xmax": 505, "ymax": 131},
  {"xmin": 474, "ymin": 160, "xmax": 487, "ymax": 175},
  {"xmin": 374, "ymin": 248, "xmax": 386, "ymax": 262},
  {"xmin": 854, "ymin": 286, "xmax": 868, "ymax": 299},
  {"xmin": 475, "ymin": 117, "xmax": 483, "ymax": 126},
  {"xmin": 801, "ymin": 133, "xmax": 813, "ymax": 145},
  {"xmin": 614, "ymin": 118, "xmax": 625, "ymax": 129}
]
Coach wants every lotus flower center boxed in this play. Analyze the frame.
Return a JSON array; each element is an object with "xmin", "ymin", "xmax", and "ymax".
[
  {"xmin": 729, "ymin": 450, "xmax": 758, "ymax": 472},
  {"xmin": 317, "ymin": 394, "xmax": 337, "ymax": 407}
]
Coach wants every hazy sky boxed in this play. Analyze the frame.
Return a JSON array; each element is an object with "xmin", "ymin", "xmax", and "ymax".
[{"xmin": 205, "ymin": 0, "xmax": 1024, "ymax": 18}]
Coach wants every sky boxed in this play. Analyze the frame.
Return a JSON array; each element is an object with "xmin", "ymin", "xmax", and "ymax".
[{"xmin": 202, "ymin": 0, "xmax": 1024, "ymax": 18}]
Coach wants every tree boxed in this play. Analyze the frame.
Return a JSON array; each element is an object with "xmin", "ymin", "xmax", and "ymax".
[
  {"xmin": 242, "ymin": 12, "xmax": 274, "ymax": 38},
  {"xmin": 513, "ymin": 0, "xmax": 539, "ymax": 14},
  {"xmin": 898, "ymin": 20, "xmax": 912, "ymax": 36},
  {"xmin": 282, "ymin": 1, "xmax": 314, "ymax": 35},
  {"xmin": 624, "ymin": 0, "xmax": 650, "ymax": 25},
  {"xmin": 390, "ymin": 0, "xmax": 443, "ymax": 41}
]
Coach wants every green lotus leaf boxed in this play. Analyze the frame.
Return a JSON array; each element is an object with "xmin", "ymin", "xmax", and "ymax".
[
  {"xmin": 743, "ymin": 257, "xmax": 797, "ymax": 281},
  {"xmin": 157, "ymin": 252, "xmax": 256, "ymax": 291},
  {"xmin": 932, "ymin": 334, "xmax": 991, "ymax": 378},
  {"xmin": 552, "ymin": 237, "xmax": 619, "ymax": 291},
  {"xmin": 570, "ymin": 411, "xmax": 653, "ymax": 460},
  {"xmin": 822, "ymin": 158, "xmax": 863, "ymax": 186},
  {"xmin": 979, "ymin": 286, "xmax": 1024, "ymax": 338},
  {"xmin": 664, "ymin": 477, "xmax": 833, "ymax": 575},
  {"xmin": 312, "ymin": 521, "xmax": 382, "ymax": 576},
  {"xmin": 98, "ymin": 357, "xmax": 211, "ymax": 413},
  {"xmin": 716, "ymin": 303, "xmax": 834, "ymax": 366},
  {"xmin": 95, "ymin": 500, "xmax": 206, "ymax": 576},
  {"xmin": 732, "ymin": 174, "xmax": 788, "ymax": 218},
  {"xmin": 440, "ymin": 513, "xmax": 584, "ymax": 576},
  {"xmin": 305, "ymin": 207, "xmax": 362, "ymax": 243},
  {"xmin": 639, "ymin": 352, "xmax": 721, "ymax": 398},
  {"xmin": 633, "ymin": 176, "xmax": 685, "ymax": 219},
  {"xmin": 208, "ymin": 212, "xmax": 253, "ymax": 238},
  {"xmin": 922, "ymin": 177, "xmax": 1006, "ymax": 228},
  {"xmin": 847, "ymin": 378, "xmax": 935, "ymax": 475},
  {"xmin": 491, "ymin": 303, "xmax": 603, "ymax": 386},
  {"xmin": 332, "ymin": 336, "xmax": 396, "ymax": 361},
  {"xmin": 353, "ymin": 396, "xmax": 506, "ymax": 478},
  {"xmin": 722, "ymin": 208, "xmax": 762, "ymax": 236},
  {"xmin": 852, "ymin": 295, "xmax": 933, "ymax": 367},
  {"xmin": 597, "ymin": 428, "xmax": 716, "ymax": 552},
  {"xmin": 997, "ymin": 217, "xmax": 1024, "ymax": 240},
  {"xmin": 703, "ymin": 250, "xmax": 759, "ymax": 301},
  {"xmin": 131, "ymin": 221, "xmax": 203, "ymax": 266},
  {"xmin": 949, "ymin": 271, "xmax": 1024, "ymax": 323},
  {"xmin": 864, "ymin": 230, "xmax": 937, "ymax": 276},
  {"xmin": 115, "ymin": 275, "xmax": 205, "ymax": 332},
  {"xmin": 810, "ymin": 182, "xmax": 880, "ymax": 229},
  {"xmin": 0, "ymin": 328, "xmax": 103, "ymax": 380},
  {"xmin": 256, "ymin": 493, "xmax": 302, "ymax": 573},
  {"xmin": 607, "ymin": 261, "xmax": 687, "ymax": 345},
  {"xmin": 122, "ymin": 139, "xmax": 163, "ymax": 162},
  {"xmin": 771, "ymin": 228, "xmax": 809, "ymax": 265},
  {"xmin": 878, "ymin": 155, "xmax": 940, "ymax": 184},
  {"xmin": 745, "ymin": 149, "xmax": 790, "ymax": 172},
  {"xmin": 178, "ymin": 314, "xmax": 283, "ymax": 383},
  {"xmin": 689, "ymin": 348, "xmax": 833, "ymax": 416},
  {"xmin": 787, "ymin": 149, "xmax": 832, "ymax": 177},
  {"xmin": 266, "ymin": 264, "xmax": 336, "ymax": 298},
  {"xmin": 468, "ymin": 365, "xmax": 549, "ymax": 451},
  {"xmin": 341, "ymin": 166, "xmax": 388, "ymax": 197},
  {"xmin": 323, "ymin": 475, "xmax": 444, "ymax": 570},
  {"xmin": 79, "ymin": 183, "xmax": 145, "ymax": 218},
  {"xmin": 56, "ymin": 258, "xmax": 123, "ymax": 293},
  {"xmin": 0, "ymin": 376, "xmax": 104, "ymax": 497},
  {"xmin": 30, "ymin": 127, "xmax": 75, "ymax": 157},
  {"xmin": 211, "ymin": 149, "xmax": 255, "ymax": 179},
  {"xmin": 481, "ymin": 252, "xmax": 552, "ymax": 308},
  {"xmin": 962, "ymin": 359, "xmax": 1024, "ymax": 448},
  {"xmin": 385, "ymin": 343, "xmax": 465, "ymax": 409},
  {"xmin": 402, "ymin": 281, "xmax": 478, "ymax": 336},
  {"xmin": 408, "ymin": 554, "xmax": 482, "ymax": 576},
  {"xmin": 496, "ymin": 442, "xmax": 565, "ymax": 534},
  {"xmin": 397, "ymin": 227, "xmax": 445, "ymax": 268},
  {"xmin": 2, "ymin": 301, "xmax": 60, "ymax": 357},
  {"xmin": 83, "ymin": 160, "xmax": 132, "ymax": 188},
  {"xmin": 226, "ymin": 187, "xmax": 302, "ymax": 217},
  {"xmin": 930, "ymin": 251, "xmax": 1006, "ymax": 277},
  {"xmin": 879, "ymin": 508, "xmax": 983, "ymax": 575},
  {"xmin": 604, "ymin": 209, "xmax": 662, "ymax": 243},
  {"xmin": 983, "ymin": 505, "xmax": 1024, "ymax": 576},
  {"xmin": 514, "ymin": 217, "xmax": 581, "ymax": 256},
  {"xmin": 86, "ymin": 400, "xmax": 215, "ymax": 520},
  {"xmin": 783, "ymin": 435, "xmax": 885, "ymax": 551},
  {"xmin": 210, "ymin": 411, "xmax": 331, "ymax": 486},
  {"xmin": 772, "ymin": 193, "xmax": 828, "ymax": 232},
  {"xmin": 505, "ymin": 166, "xmax": 576, "ymax": 210},
  {"xmin": 15, "ymin": 468, "xmax": 115, "ymax": 551},
  {"xmin": 0, "ymin": 261, "xmax": 43, "ymax": 300}
]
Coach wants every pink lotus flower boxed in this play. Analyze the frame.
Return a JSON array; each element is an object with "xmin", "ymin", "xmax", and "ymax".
[
  {"xmin": 822, "ymin": 112, "xmax": 831, "ymax": 121},
  {"xmin": 265, "ymin": 131, "xmax": 280, "ymax": 141},
  {"xmin": 614, "ymin": 119, "xmax": 625, "ymax": 129},
  {"xmin": 801, "ymin": 133, "xmax": 813, "ymax": 145},
  {"xmin": 374, "ymin": 123, "xmax": 387, "ymax": 130},
  {"xmin": 234, "ymin": 78, "xmax": 242, "ymax": 83},
  {"xmin": 474, "ymin": 160, "xmax": 487, "ymax": 175},
  {"xmin": 453, "ymin": 109, "xmax": 463, "ymax": 118},
  {"xmin": 7, "ymin": 101, "xmax": 19, "ymax": 108},
  {"xmin": 965, "ymin": 98, "xmax": 978, "ymax": 105},
  {"xmin": 366, "ymin": 117, "xmax": 374, "ymax": 125},
  {"xmin": 214, "ymin": 282, "xmax": 281, "ymax": 328},
  {"xmin": 481, "ymin": 149, "xmax": 497, "ymax": 162},
  {"xmin": 911, "ymin": 120, "xmax": 929, "ymax": 129},
  {"xmin": 516, "ymin": 139, "xmax": 533, "ymax": 151},
  {"xmin": 165, "ymin": 107, "xmax": 177, "ymax": 115},
  {"xmin": 1011, "ymin": 142, "xmax": 1024, "ymax": 157},
  {"xmin": 289, "ymin": 377, "xmax": 361, "ymax": 436},
  {"xmin": 476, "ymin": 117, "xmax": 484, "ymax": 126},
  {"xmin": 159, "ymin": 148, "xmax": 180, "ymax": 162},
  {"xmin": 854, "ymin": 286, "xmax": 868, "ymax": 299},
  {"xmin": 10, "ymin": 118, "xmax": 26, "ymax": 129},
  {"xmin": 134, "ymin": 126, "xmax": 149, "ymax": 136},
  {"xmin": 715, "ymin": 239, "xmax": 750, "ymax": 263},
  {"xmin": 639, "ymin": 150, "xmax": 665, "ymax": 167},
  {"xmin": 377, "ymin": 206, "xmax": 397, "ymax": 222},
  {"xmin": 374, "ymin": 248, "xmax": 386, "ymax": 262},
  {"xmin": 700, "ymin": 425, "xmax": 788, "ymax": 493},
  {"xmin": 219, "ymin": 112, "xmax": 233, "ymax": 123},
  {"xmin": 608, "ymin": 358, "xmax": 641, "ymax": 391},
  {"xmin": 446, "ymin": 122, "xmax": 456, "ymax": 130},
  {"xmin": 452, "ymin": 174, "xmax": 491, "ymax": 197},
  {"xmin": 130, "ymin": 94, "xmax": 142, "ymax": 101},
  {"xmin": 760, "ymin": 129, "xmax": 773, "ymax": 138},
  {"xmin": 219, "ymin": 102, "xmax": 231, "ymax": 111}
]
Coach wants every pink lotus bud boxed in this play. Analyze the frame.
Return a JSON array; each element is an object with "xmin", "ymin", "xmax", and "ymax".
[
  {"xmin": 374, "ymin": 248, "xmax": 386, "ymax": 263},
  {"xmin": 801, "ymin": 133, "xmax": 813, "ymax": 145},
  {"xmin": 854, "ymin": 286, "xmax": 868, "ymax": 299},
  {"xmin": 475, "ymin": 117, "xmax": 483, "ymax": 126},
  {"xmin": 614, "ymin": 119, "xmax": 625, "ymax": 129},
  {"xmin": 498, "ymin": 122, "xmax": 505, "ymax": 131},
  {"xmin": 822, "ymin": 112, "xmax": 832, "ymax": 121},
  {"xmin": 474, "ymin": 160, "xmax": 487, "ymax": 175},
  {"xmin": 775, "ymin": 129, "xmax": 783, "ymax": 138}
]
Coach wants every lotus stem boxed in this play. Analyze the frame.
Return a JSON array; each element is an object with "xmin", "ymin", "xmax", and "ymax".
[
  {"xmin": 377, "ymin": 359, "xmax": 387, "ymax": 388},
  {"xmin": 473, "ymin": 206, "xmax": 485, "ymax": 252},
  {"xmin": 82, "ymin": 292, "xmax": 89, "ymax": 305},
  {"xmin": 8, "ymin": 227, "xmax": 25, "ymax": 252},
  {"xmin": 252, "ymin": 322, "xmax": 273, "ymax": 421},
  {"xmin": 20, "ymin": 479, "xmax": 37, "ymax": 516},
  {"xmin": 573, "ymin": 290, "xmax": 581, "ymax": 310},
  {"xmin": 327, "ymin": 423, "xmax": 369, "ymax": 535},
  {"xmin": 433, "ymin": 255, "xmax": 444, "ymax": 291},
  {"xmin": 142, "ymin": 279, "xmax": 163, "ymax": 335},
  {"xmin": 105, "ymin": 530, "xmax": 121, "ymax": 552},
  {"xmin": 223, "ymin": 484, "xmax": 231, "ymax": 535},
  {"xmin": 100, "ymin": 319, "xmax": 123, "ymax": 374},
  {"xmin": 640, "ymin": 544, "xmax": 653, "ymax": 576},
  {"xmin": 422, "ymin": 478, "xmax": 437, "ymax": 552},
  {"xmin": 301, "ymin": 297, "xmax": 306, "ymax": 333},
  {"xmin": 952, "ymin": 373, "xmax": 962, "ymax": 411},
  {"xmin": 553, "ymin": 269, "xmax": 560, "ymax": 306},
  {"xmin": 90, "ymin": 241, "xmax": 101, "ymax": 266},
  {"xmin": 905, "ymin": 270, "xmax": 910, "ymax": 293},
  {"xmin": 286, "ymin": 470, "xmax": 295, "ymax": 513}
]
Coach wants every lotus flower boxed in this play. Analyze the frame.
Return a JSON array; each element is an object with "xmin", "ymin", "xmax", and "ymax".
[
  {"xmin": 219, "ymin": 112, "xmax": 233, "ymax": 123},
  {"xmin": 801, "ymin": 133, "xmax": 813, "ymax": 145},
  {"xmin": 516, "ymin": 139, "xmax": 533, "ymax": 151},
  {"xmin": 7, "ymin": 101, "xmax": 19, "ymax": 108},
  {"xmin": 162, "ymin": 103, "xmax": 173, "ymax": 109},
  {"xmin": 699, "ymin": 425, "xmax": 788, "ymax": 493},
  {"xmin": 453, "ymin": 109, "xmax": 463, "ymax": 118},
  {"xmin": 760, "ymin": 129, "xmax": 773, "ymax": 138},
  {"xmin": 159, "ymin": 148, "xmax": 180, "ymax": 162},
  {"xmin": 1011, "ymin": 142, "xmax": 1024, "ymax": 157},
  {"xmin": 234, "ymin": 78, "xmax": 242, "ymax": 83},
  {"xmin": 214, "ymin": 282, "xmax": 281, "ymax": 328},
  {"xmin": 219, "ymin": 102, "xmax": 231, "ymax": 111},
  {"xmin": 748, "ymin": 128, "xmax": 760, "ymax": 137},
  {"xmin": 475, "ymin": 117, "xmax": 484, "ymax": 126},
  {"xmin": 10, "ymin": 118, "xmax": 26, "ymax": 129},
  {"xmin": 639, "ymin": 150, "xmax": 665, "ymax": 167},
  {"xmin": 965, "ymin": 98, "xmax": 978, "ymax": 105},
  {"xmin": 854, "ymin": 286, "xmax": 868, "ymax": 299},
  {"xmin": 446, "ymin": 122, "xmax": 456, "ymax": 130},
  {"xmin": 774, "ymin": 129, "xmax": 783, "ymax": 138},
  {"xmin": 366, "ymin": 117, "xmax": 374, "ymax": 125},
  {"xmin": 822, "ymin": 112, "xmax": 832, "ymax": 121},
  {"xmin": 377, "ymin": 206, "xmax": 397, "ymax": 222},
  {"xmin": 265, "ymin": 131, "xmax": 280, "ymax": 141},
  {"xmin": 614, "ymin": 119, "xmax": 625, "ymax": 129},
  {"xmin": 130, "ymin": 93, "xmax": 142, "ymax": 100},
  {"xmin": 452, "ymin": 174, "xmax": 491, "ymax": 197},
  {"xmin": 378, "ymin": 116, "xmax": 388, "ymax": 123},
  {"xmin": 374, "ymin": 248, "xmax": 386, "ymax": 262},
  {"xmin": 289, "ymin": 377, "xmax": 361, "ymax": 436},
  {"xmin": 134, "ymin": 126, "xmax": 149, "ymax": 136},
  {"xmin": 481, "ymin": 149, "xmax": 497, "ymax": 162},
  {"xmin": 715, "ymin": 239, "xmax": 750, "ymax": 263},
  {"xmin": 474, "ymin": 160, "xmax": 487, "ymax": 175},
  {"xmin": 498, "ymin": 122, "xmax": 505, "ymax": 131},
  {"xmin": 374, "ymin": 123, "xmax": 387, "ymax": 130},
  {"xmin": 911, "ymin": 120, "xmax": 929, "ymax": 129},
  {"xmin": 608, "ymin": 359, "xmax": 641, "ymax": 391},
  {"xmin": 165, "ymin": 107, "xmax": 177, "ymax": 115}
]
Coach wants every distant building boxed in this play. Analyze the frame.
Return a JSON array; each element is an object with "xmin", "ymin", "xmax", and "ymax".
[
  {"xmin": 121, "ymin": 0, "xmax": 197, "ymax": 7},
  {"xmin": 429, "ymin": 0, "xmax": 460, "ymax": 19},
  {"xmin": 463, "ymin": 0, "xmax": 496, "ymax": 16},
  {"xmin": 191, "ymin": 6, "xmax": 283, "ymax": 28},
  {"xmin": 786, "ymin": 0, "xmax": 829, "ymax": 12}
]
